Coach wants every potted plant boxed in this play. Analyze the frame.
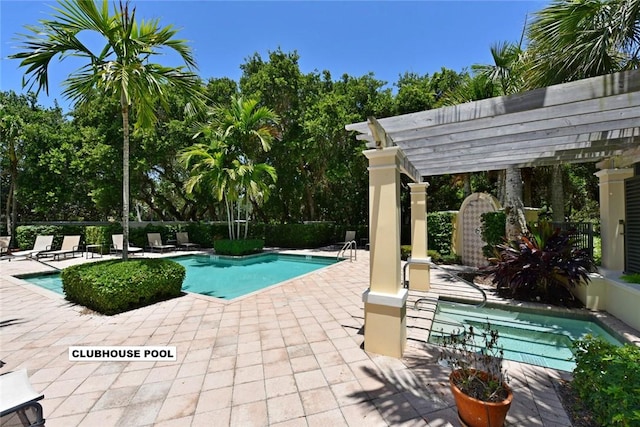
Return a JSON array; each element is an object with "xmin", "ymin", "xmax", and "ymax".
[{"xmin": 438, "ymin": 323, "xmax": 512, "ymax": 427}]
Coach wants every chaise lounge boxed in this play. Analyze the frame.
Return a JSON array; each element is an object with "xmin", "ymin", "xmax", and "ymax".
[
  {"xmin": 0, "ymin": 369, "xmax": 45, "ymax": 426},
  {"xmin": 46, "ymin": 235, "xmax": 82, "ymax": 261},
  {"xmin": 147, "ymin": 233, "xmax": 176, "ymax": 253},
  {"xmin": 9, "ymin": 235, "xmax": 54, "ymax": 260},
  {"xmin": 176, "ymin": 232, "xmax": 200, "ymax": 250},
  {"xmin": 111, "ymin": 234, "xmax": 144, "ymax": 255}
]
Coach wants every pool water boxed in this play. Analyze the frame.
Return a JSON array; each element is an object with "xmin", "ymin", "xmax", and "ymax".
[
  {"xmin": 21, "ymin": 253, "xmax": 338, "ymax": 300},
  {"xmin": 428, "ymin": 301, "xmax": 625, "ymax": 372}
]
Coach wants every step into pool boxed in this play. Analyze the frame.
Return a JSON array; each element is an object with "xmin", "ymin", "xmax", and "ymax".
[
  {"xmin": 20, "ymin": 253, "xmax": 340, "ymax": 300},
  {"xmin": 428, "ymin": 301, "xmax": 625, "ymax": 372}
]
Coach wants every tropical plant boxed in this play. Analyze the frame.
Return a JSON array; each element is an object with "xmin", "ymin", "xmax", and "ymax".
[
  {"xmin": 10, "ymin": 0, "xmax": 203, "ymax": 259},
  {"xmin": 181, "ymin": 95, "xmax": 279, "ymax": 240},
  {"xmin": 484, "ymin": 221, "xmax": 596, "ymax": 305},
  {"xmin": 526, "ymin": 0, "xmax": 640, "ymax": 88}
]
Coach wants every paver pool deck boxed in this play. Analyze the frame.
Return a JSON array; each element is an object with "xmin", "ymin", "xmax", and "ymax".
[{"xmin": 2, "ymin": 249, "xmax": 639, "ymax": 426}]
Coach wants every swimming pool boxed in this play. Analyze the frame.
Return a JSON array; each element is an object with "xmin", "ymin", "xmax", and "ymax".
[
  {"xmin": 21, "ymin": 253, "xmax": 339, "ymax": 300},
  {"xmin": 428, "ymin": 301, "xmax": 625, "ymax": 372}
]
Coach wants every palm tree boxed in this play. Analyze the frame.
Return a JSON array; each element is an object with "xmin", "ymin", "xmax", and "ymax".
[
  {"xmin": 0, "ymin": 112, "xmax": 24, "ymax": 246},
  {"xmin": 473, "ymin": 41, "xmax": 529, "ymax": 239},
  {"xmin": 181, "ymin": 96, "xmax": 279, "ymax": 239},
  {"xmin": 10, "ymin": 0, "xmax": 203, "ymax": 260},
  {"xmin": 526, "ymin": 0, "xmax": 640, "ymax": 88}
]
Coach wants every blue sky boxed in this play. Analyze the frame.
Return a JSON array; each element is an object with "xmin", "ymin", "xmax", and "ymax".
[{"xmin": 1, "ymin": 1, "xmax": 547, "ymax": 112}]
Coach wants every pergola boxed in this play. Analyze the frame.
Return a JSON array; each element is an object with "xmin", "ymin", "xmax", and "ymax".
[{"xmin": 345, "ymin": 69, "xmax": 640, "ymax": 357}]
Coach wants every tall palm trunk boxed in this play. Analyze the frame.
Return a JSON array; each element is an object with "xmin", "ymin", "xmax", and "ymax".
[
  {"xmin": 551, "ymin": 165, "xmax": 564, "ymax": 222},
  {"xmin": 121, "ymin": 96, "xmax": 130, "ymax": 261},
  {"xmin": 505, "ymin": 167, "xmax": 527, "ymax": 240}
]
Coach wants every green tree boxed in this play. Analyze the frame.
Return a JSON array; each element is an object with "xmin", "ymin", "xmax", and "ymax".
[
  {"xmin": 182, "ymin": 96, "xmax": 279, "ymax": 239},
  {"xmin": 0, "ymin": 94, "xmax": 28, "ymax": 243},
  {"xmin": 10, "ymin": 0, "xmax": 203, "ymax": 259},
  {"xmin": 526, "ymin": 0, "xmax": 640, "ymax": 88}
]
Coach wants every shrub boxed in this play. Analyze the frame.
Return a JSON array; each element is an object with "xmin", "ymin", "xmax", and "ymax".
[
  {"xmin": 427, "ymin": 212, "xmax": 455, "ymax": 255},
  {"xmin": 62, "ymin": 259, "xmax": 185, "ymax": 315},
  {"xmin": 85, "ymin": 224, "xmax": 121, "ymax": 254},
  {"xmin": 572, "ymin": 336, "xmax": 640, "ymax": 426},
  {"xmin": 263, "ymin": 223, "xmax": 335, "ymax": 248},
  {"xmin": 481, "ymin": 211, "xmax": 506, "ymax": 257},
  {"xmin": 214, "ymin": 239, "xmax": 264, "ymax": 256},
  {"xmin": 400, "ymin": 245, "xmax": 412, "ymax": 260},
  {"xmin": 621, "ymin": 273, "xmax": 640, "ymax": 284},
  {"xmin": 483, "ymin": 221, "xmax": 595, "ymax": 306}
]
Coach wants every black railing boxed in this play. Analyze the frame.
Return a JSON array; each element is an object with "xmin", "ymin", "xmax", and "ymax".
[{"xmin": 550, "ymin": 221, "xmax": 594, "ymax": 258}]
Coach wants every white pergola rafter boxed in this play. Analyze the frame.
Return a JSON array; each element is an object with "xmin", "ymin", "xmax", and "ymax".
[{"xmin": 346, "ymin": 69, "xmax": 640, "ymax": 177}]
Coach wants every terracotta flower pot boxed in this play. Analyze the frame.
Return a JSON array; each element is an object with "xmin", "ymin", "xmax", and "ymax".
[{"xmin": 449, "ymin": 370, "xmax": 513, "ymax": 427}]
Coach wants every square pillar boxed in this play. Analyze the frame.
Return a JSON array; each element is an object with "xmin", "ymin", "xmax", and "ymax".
[
  {"xmin": 595, "ymin": 168, "xmax": 633, "ymax": 271},
  {"xmin": 362, "ymin": 147, "xmax": 408, "ymax": 358},
  {"xmin": 408, "ymin": 182, "xmax": 430, "ymax": 291}
]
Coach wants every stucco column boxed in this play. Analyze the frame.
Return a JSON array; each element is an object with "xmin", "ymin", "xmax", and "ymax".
[
  {"xmin": 408, "ymin": 182, "xmax": 430, "ymax": 291},
  {"xmin": 362, "ymin": 147, "xmax": 407, "ymax": 358},
  {"xmin": 595, "ymin": 168, "xmax": 633, "ymax": 271}
]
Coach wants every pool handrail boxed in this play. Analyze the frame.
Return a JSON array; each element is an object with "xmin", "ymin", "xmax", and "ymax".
[{"xmin": 404, "ymin": 258, "xmax": 487, "ymax": 309}]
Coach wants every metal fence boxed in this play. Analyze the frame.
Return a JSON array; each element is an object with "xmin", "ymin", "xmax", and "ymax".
[{"xmin": 550, "ymin": 221, "xmax": 594, "ymax": 258}]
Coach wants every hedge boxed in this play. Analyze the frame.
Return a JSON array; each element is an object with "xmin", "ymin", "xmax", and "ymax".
[
  {"xmin": 214, "ymin": 239, "xmax": 264, "ymax": 256},
  {"xmin": 427, "ymin": 212, "xmax": 455, "ymax": 256},
  {"xmin": 62, "ymin": 259, "xmax": 185, "ymax": 315},
  {"xmin": 480, "ymin": 211, "xmax": 506, "ymax": 257},
  {"xmin": 16, "ymin": 222, "xmax": 370, "ymax": 251}
]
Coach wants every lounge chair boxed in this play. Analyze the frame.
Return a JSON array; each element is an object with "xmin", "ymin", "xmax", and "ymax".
[
  {"xmin": 110, "ymin": 234, "xmax": 144, "ymax": 255},
  {"xmin": 0, "ymin": 369, "xmax": 45, "ymax": 426},
  {"xmin": 176, "ymin": 232, "xmax": 200, "ymax": 250},
  {"xmin": 0, "ymin": 236, "xmax": 9, "ymax": 255},
  {"xmin": 47, "ymin": 235, "xmax": 82, "ymax": 261},
  {"xmin": 337, "ymin": 230, "xmax": 357, "ymax": 249},
  {"xmin": 147, "ymin": 233, "xmax": 175, "ymax": 253},
  {"xmin": 10, "ymin": 235, "xmax": 54, "ymax": 259}
]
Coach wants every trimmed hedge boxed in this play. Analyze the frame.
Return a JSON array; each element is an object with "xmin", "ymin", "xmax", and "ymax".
[
  {"xmin": 16, "ymin": 222, "xmax": 370, "ymax": 251},
  {"xmin": 572, "ymin": 336, "xmax": 640, "ymax": 426},
  {"xmin": 62, "ymin": 259, "xmax": 185, "ymax": 315},
  {"xmin": 480, "ymin": 211, "xmax": 506, "ymax": 257},
  {"xmin": 214, "ymin": 239, "xmax": 264, "ymax": 256},
  {"xmin": 427, "ymin": 212, "xmax": 455, "ymax": 256}
]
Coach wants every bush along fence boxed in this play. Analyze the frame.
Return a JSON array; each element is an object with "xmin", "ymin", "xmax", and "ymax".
[{"xmin": 15, "ymin": 222, "xmax": 370, "ymax": 252}]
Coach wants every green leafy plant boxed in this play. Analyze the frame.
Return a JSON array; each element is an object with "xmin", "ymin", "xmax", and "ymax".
[
  {"xmin": 572, "ymin": 336, "xmax": 640, "ymax": 426},
  {"xmin": 437, "ymin": 323, "xmax": 510, "ymax": 402},
  {"xmin": 214, "ymin": 239, "xmax": 264, "ymax": 256},
  {"xmin": 620, "ymin": 273, "xmax": 640, "ymax": 284},
  {"xmin": 480, "ymin": 211, "xmax": 506, "ymax": 258},
  {"xmin": 427, "ymin": 212, "xmax": 455, "ymax": 256},
  {"xmin": 483, "ymin": 221, "xmax": 596, "ymax": 306},
  {"xmin": 62, "ymin": 259, "xmax": 185, "ymax": 315}
]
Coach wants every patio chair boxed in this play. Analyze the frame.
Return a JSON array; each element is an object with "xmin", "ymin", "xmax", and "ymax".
[
  {"xmin": 110, "ymin": 234, "xmax": 144, "ymax": 255},
  {"xmin": 336, "ymin": 230, "xmax": 357, "ymax": 249},
  {"xmin": 47, "ymin": 235, "xmax": 82, "ymax": 261},
  {"xmin": 0, "ymin": 236, "xmax": 9, "ymax": 255},
  {"xmin": 0, "ymin": 369, "xmax": 45, "ymax": 427},
  {"xmin": 176, "ymin": 232, "xmax": 200, "ymax": 250},
  {"xmin": 147, "ymin": 233, "xmax": 176, "ymax": 253},
  {"xmin": 9, "ymin": 235, "xmax": 54, "ymax": 260}
]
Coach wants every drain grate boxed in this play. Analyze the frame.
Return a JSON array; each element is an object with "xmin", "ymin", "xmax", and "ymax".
[{"xmin": 520, "ymin": 354, "xmax": 549, "ymax": 367}]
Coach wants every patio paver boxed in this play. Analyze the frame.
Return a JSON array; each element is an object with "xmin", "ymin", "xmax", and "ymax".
[{"xmin": 2, "ymin": 249, "xmax": 639, "ymax": 426}]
